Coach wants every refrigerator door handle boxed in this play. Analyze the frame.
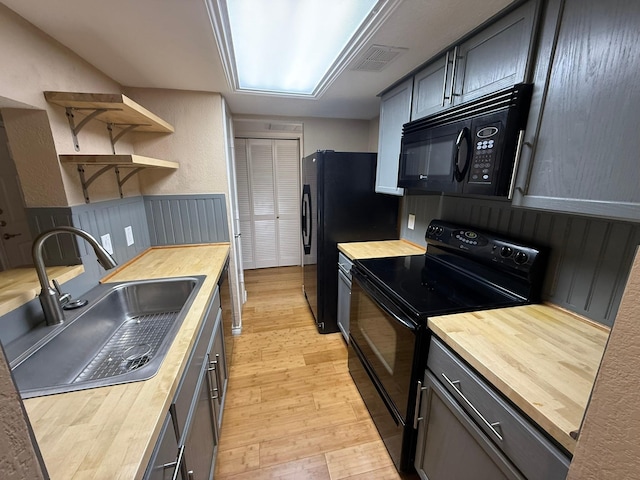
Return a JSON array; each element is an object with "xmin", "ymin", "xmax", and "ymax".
[{"xmin": 302, "ymin": 184, "xmax": 312, "ymax": 255}]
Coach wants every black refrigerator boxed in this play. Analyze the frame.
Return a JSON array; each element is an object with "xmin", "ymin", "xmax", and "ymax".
[{"xmin": 301, "ymin": 150, "xmax": 399, "ymax": 334}]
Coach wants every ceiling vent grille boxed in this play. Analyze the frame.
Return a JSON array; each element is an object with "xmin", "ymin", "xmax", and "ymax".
[{"xmin": 351, "ymin": 45, "xmax": 407, "ymax": 72}]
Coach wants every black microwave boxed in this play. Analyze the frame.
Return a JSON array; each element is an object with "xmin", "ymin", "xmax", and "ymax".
[{"xmin": 398, "ymin": 83, "xmax": 533, "ymax": 197}]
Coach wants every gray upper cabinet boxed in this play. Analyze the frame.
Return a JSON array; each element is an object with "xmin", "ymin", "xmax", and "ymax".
[
  {"xmin": 512, "ymin": 0, "xmax": 640, "ymax": 222},
  {"xmin": 375, "ymin": 78, "xmax": 413, "ymax": 196},
  {"xmin": 453, "ymin": 1, "xmax": 537, "ymax": 105},
  {"xmin": 410, "ymin": 1, "xmax": 538, "ymax": 122},
  {"xmin": 411, "ymin": 54, "xmax": 451, "ymax": 120}
]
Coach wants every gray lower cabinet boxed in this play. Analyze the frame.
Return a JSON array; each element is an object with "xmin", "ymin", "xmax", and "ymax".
[
  {"xmin": 415, "ymin": 371, "xmax": 522, "ymax": 480},
  {"xmin": 375, "ymin": 78, "xmax": 413, "ymax": 196},
  {"xmin": 415, "ymin": 337, "xmax": 569, "ymax": 480},
  {"xmin": 208, "ymin": 316, "xmax": 228, "ymax": 428},
  {"xmin": 512, "ymin": 0, "xmax": 640, "ymax": 221},
  {"xmin": 410, "ymin": 0, "xmax": 538, "ymax": 122},
  {"xmin": 336, "ymin": 252, "xmax": 353, "ymax": 343},
  {"xmin": 144, "ymin": 285, "xmax": 228, "ymax": 480}
]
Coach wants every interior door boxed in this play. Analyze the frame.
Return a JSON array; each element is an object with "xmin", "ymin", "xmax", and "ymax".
[
  {"xmin": 0, "ymin": 122, "xmax": 32, "ymax": 270},
  {"xmin": 235, "ymin": 138, "xmax": 301, "ymax": 269}
]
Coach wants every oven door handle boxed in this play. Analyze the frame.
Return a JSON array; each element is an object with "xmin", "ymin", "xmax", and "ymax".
[{"xmin": 353, "ymin": 271, "xmax": 418, "ymax": 332}]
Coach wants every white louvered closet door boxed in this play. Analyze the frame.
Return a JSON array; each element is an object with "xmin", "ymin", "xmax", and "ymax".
[
  {"xmin": 234, "ymin": 138, "xmax": 301, "ymax": 269},
  {"xmin": 274, "ymin": 140, "xmax": 301, "ymax": 267}
]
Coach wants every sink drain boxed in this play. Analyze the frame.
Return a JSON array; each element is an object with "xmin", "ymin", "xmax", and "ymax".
[{"xmin": 123, "ymin": 344, "xmax": 152, "ymax": 371}]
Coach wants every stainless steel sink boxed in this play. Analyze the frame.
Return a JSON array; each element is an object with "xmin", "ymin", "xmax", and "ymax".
[{"xmin": 9, "ymin": 276, "xmax": 205, "ymax": 399}]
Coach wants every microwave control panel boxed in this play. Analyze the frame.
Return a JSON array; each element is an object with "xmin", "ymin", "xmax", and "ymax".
[{"xmin": 468, "ymin": 124, "xmax": 501, "ymax": 184}]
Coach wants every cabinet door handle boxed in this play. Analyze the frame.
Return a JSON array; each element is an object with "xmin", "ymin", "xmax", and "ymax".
[
  {"xmin": 187, "ymin": 470, "xmax": 195, "ymax": 480},
  {"xmin": 508, "ymin": 129, "xmax": 526, "ymax": 200},
  {"xmin": 208, "ymin": 356, "xmax": 220, "ymax": 400},
  {"xmin": 213, "ymin": 353, "xmax": 223, "ymax": 399},
  {"xmin": 441, "ymin": 50, "xmax": 450, "ymax": 107},
  {"xmin": 441, "ymin": 373, "xmax": 503, "ymax": 441},
  {"xmin": 165, "ymin": 445, "xmax": 185, "ymax": 480},
  {"xmin": 449, "ymin": 46, "xmax": 459, "ymax": 105},
  {"xmin": 412, "ymin": 379, "xmax": 429, "ymax": 429}
]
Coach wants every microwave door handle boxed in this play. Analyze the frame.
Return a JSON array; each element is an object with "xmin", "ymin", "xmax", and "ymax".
[{"xmin": 453, "ymin": 127, "xmax": 471, "ymax": 182}]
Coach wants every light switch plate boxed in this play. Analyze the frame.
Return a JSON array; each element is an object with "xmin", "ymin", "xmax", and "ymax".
[
  {"xmin": 100, "ymin": 233, "xmax": 114, "ymax": 255},
  {"xmin": 124, "ymin": 226, "xmax": 134, "ymax": 246},
  {"xmin": 408, "ymin": 214, "xmax": 416, "ymax": 230}
]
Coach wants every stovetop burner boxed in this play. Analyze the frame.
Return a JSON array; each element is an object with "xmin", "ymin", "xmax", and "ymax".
[
  {"xmin": 354, "ymin": 220, "xmax": 545, "ymax": 322},
  {"xmin": 356, "ymin": 254, "xmax": 523, "ymax": 321}
]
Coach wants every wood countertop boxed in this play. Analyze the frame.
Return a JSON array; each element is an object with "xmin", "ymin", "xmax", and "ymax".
[
  {"xmin": 0, "ymin": 265, "xmax": 85, "ymax": 317},
  {"xmin": 338, "ymin": 239, "xmax": 425, "ymax": 260},
  {"xmin": 22, "ymin": 244, "xmax": 229, "ymax": 479},
  {"xmin": 428, "ymin": 304, "xmax": 610, "ymax": 454}
]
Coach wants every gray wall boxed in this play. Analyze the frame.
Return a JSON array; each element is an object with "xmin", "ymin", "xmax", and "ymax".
[
  {"xmin": 400, "ymin": 194, "xmax": 640, "ymax": 327},
  {"xmin": 27, "ymin": 196, "xmax": 151, "ymax": 284},
  {"xmin": 144, "ymin": 194, "xmax": 229, "ymax": 245}
]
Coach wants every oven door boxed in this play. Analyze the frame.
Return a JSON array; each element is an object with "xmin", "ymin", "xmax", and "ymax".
[{"xmin": 349, "ymin": 267, "xmax": 419, "ymax": 423}]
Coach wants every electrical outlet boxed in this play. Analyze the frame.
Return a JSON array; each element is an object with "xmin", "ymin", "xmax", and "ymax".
[
  {"xmin": 100, "ymin": 233, "xmax": 114, "ymax": 255},
  {"xmin": 125, "ymin": 226, "xmax": 134, "ymax": 246},
  {"xmin": 408, "ymin": 214, "xmax": 416, "ymax": 230}
]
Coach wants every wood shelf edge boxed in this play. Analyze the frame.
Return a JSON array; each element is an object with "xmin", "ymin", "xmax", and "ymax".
[
  {"xmin": 44, "ymin": 91, "xmax": 174, "ymax": 133},
  {"xmin": 60, "ymin": 154, "xmax": 179, "ymax": 169}
]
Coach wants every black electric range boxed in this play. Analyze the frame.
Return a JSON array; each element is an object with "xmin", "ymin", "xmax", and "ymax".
[{"xmin": 348, "ymin": 220, "xmax": 546, "ymax": 473}]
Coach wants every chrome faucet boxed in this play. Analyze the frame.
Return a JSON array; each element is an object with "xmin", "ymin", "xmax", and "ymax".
[{"xmin": 32, "ymin": 226, "xmax": 118, "ymax": 326}]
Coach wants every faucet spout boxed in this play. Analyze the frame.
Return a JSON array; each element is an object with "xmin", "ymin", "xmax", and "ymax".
[{"xmin": 32, "ymin": 226, "xmax": 118, "ymax": 326}]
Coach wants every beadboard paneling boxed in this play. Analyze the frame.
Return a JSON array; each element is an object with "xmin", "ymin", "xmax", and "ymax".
[
  {"xmin": 144, "ymin": 195, "xmax": 229, "ymax": 246},
  {"xmin": 27, "ymin": 197, "xmax": 150, "ymax": 284},
  {"xmin": 401, "ymin": 194, "xmax": 640, "ymax": 326}
]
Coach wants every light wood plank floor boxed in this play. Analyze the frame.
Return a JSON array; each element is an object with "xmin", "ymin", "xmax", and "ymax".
[{"xmin": 214, "ymin": 266, "xmax": 409, "ymax": 479}]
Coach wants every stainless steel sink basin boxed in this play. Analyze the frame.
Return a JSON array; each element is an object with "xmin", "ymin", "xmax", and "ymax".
[{"xmin": 9, "ymin": 276, "xmax": 204, "ymax": 399}]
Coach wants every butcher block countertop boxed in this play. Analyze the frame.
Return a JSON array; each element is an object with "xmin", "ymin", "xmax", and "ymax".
[
  {"xmin": 428, "ymin": 304, "xmax": 610, "ymax": 454},
  {"xmin": 338, "ymin": 239, "xmax": 425, "ymax": 259},
  {"xmin": 22, "ymin": 244, "xmax": 229, "ymax": 479},
  {"xmin": 0, "ymin": 265, "xmax": 84, "ymax": 316}
]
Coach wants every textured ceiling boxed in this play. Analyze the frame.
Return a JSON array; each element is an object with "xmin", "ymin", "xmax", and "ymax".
[{"xmin": 1, "ymin": 0, "xmax": 514, "ymax": 119}]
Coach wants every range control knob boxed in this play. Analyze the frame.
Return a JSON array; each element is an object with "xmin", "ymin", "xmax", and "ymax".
[
  {"xmin": 514, "ymin": 251, "xmax": 529, "ymax": 265},
  {"xmin": 427, "ymin": 225, "xmax": 436, "ymax": 235},
  {"xmin": 500, "ymin": 246, "xmax": 513, "ymax": 258}
]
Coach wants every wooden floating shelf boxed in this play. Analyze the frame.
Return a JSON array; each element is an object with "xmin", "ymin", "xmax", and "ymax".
[
  {"xmin": 44, "ymin": 92, "xmax": 174, "ymax": 133},
  {"xmin": 60, "ymin": 154, "xmax": 179, "ymax": 203},
  {"xmin": 60, "ymin": 154, "xmax": 179, "ymax": 169}
]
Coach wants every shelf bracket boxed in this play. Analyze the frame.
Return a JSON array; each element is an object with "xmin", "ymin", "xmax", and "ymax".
[
  {"xmin": 115, "ymin": 167, "xmax": 144, "ymax": 198},
  {"xmin": 77, "ymin": 164, "xmax": 115, "ymax": 203},
  {"xmin": 107, "ymin": 123, "xmax": 146, "ymax": 154},
  {"xmin": 65, "ymin": 107, "xmax": 117, "ymax": 151}
]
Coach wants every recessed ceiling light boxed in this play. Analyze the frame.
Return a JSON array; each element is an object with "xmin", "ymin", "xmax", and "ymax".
[{"xmin": 206, "ymin": 0, "xmax": 402, "ymax": 98}]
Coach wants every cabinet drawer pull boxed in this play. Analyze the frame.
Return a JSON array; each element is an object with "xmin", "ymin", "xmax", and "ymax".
[{"xmin": 441, "ymin": 373, "xmax": 503, "ymax": 442}]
